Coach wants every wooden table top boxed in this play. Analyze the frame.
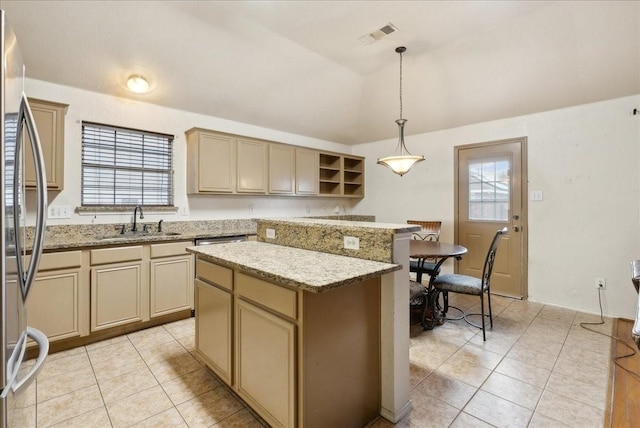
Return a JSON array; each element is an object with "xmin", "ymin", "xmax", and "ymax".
[{"xmin": 409, "ymin": 240, "xmax": 468, "ymax": 259}]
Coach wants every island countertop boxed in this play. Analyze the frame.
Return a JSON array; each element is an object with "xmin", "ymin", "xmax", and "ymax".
[{"xmin": 187, "ymin": 240, "xmax": 402, "ymax": 293}]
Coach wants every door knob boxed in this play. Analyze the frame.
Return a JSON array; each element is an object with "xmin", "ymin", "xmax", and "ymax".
[
  {"xmin": 512, "ymin": 226, "xmax": 520, "ymax": 232},
  {"xmin": 513, "ymin": 215, "xmax": 520, "ymax": 220}
]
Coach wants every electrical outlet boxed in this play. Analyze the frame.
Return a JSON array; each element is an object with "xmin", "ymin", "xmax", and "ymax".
[
  {"xmin": 344, "ymin": 236, "xmax": 360, "ymax": 250},
  {"xmin": 249, "ymin": 204, "xmax": 254, "ymax": 213},
  {"xmin": 181, "ymin": 206, "xmax": 188, "ymax": 216},
  {"xmin": 266, "ymin": 228, "xmax": 276, "ymax": 239},
  {"xmin": 48, "ymin": 206, "xmax": 71, "ymax": 219},
  {"xmin": 595, "ymin": 277, "xmax": 606, "ymax": 289}
]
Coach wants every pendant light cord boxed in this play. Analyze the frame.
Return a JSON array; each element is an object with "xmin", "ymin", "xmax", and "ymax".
[{"xmin": 399, "ymin": 49, "xmax": 403, "ymax": 120}]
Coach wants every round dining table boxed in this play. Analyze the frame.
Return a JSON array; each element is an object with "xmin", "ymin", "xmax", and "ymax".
[{"xmin": 409, "ymin": 240, "xmax": 468, "ymax": 329}]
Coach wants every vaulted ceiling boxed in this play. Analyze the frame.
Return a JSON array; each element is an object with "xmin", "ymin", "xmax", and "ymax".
[{"xmin": 3, "ymin": 1, "xmax": 639, "ymax": 144}]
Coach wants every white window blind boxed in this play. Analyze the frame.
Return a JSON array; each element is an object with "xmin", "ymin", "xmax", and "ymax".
[{"xmin": 81, "ymin": 122, "xmax": 174, "ymax": 206}]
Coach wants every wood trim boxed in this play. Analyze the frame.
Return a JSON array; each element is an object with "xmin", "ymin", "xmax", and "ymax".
[{"xmin": 609, "ymin": 318, "xmax": 640, "ymax": 427}]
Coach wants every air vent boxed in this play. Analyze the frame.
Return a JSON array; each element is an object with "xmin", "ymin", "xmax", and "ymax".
[{"xmin": 358, "ymin": 23, "xmax": 399, "ymax": 45}]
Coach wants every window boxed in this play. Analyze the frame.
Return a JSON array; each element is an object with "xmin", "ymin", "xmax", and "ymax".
[
  {"xmin": 468, "ymin": 158, "xmax": 510, "ymax": 221},
  {"xmin": 81, "ymin": 122, "xmax": 174, "ymax": 206}
]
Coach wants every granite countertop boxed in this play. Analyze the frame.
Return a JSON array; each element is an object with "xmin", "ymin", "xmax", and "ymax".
[
  {"xmin": 260, "ymin": 217, "xmax": 420, "ymax": 234},
  {"xmin": 187, "ymin": 241, "xmax": 402, "ymax": 293}
]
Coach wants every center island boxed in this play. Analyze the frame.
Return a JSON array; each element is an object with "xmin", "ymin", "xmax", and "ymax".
[{"xmin": 187, "ymin": 218, "xmax": 419, "ymax": 428}]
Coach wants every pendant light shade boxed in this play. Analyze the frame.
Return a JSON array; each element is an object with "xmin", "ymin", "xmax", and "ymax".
[{"xmin": 377, "ymin": 47, "xmax": 424, "ymax": 177}]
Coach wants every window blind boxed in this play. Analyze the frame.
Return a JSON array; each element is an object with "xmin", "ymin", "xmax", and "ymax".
[{"xmin": 81, "ymin": 122, "xmax": 174, "ymax": 206}]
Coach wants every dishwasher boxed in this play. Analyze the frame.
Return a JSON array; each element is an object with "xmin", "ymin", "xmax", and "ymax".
[{"xmin": 194, "ymin": 235, "xmax": 248, "ymax": 246}]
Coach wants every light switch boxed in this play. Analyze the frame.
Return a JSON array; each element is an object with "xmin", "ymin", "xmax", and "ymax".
[
  {"xmin": 530, "ymin": 190, "xmax": 543, "ymax": 201},
  {"xmin": 344, "ymin": 236, "xmax": 360, "ymax": 250}
]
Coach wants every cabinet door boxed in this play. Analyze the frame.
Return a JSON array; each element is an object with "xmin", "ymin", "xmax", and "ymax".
[
  {"xmin": 195, "ymin": 279, "xmax": 232, "ymax": 384},
  {"xmin": 237, "ymin": 138, "xmax": 267, "ymax": 193},
  {"xmin": 25, "ymin": 98, "xmax": 67, "ymax": 190},
  {"xmin": 236, "ymin": 300, "xmax": 295, "ymax": 428},
  {"xmin": 150, "ymin": 255, "xmax": 192, "ymax": 318},
  {"xmin": 269, "ymin": 144, "xmax": 295, "ymax": 194},
  {"xmin": 189, "ymin": 131, "xmax": 236, "ymax": 193},
  {"xmin": 91, "ymin": 262, "xmax": 143, "ymax": 331},
  {"xmin": 28, "ymin": 269, "xmax": 81, "ymax": 341},
  {"xmin": 295, "ymin": 148, "xmax": 319, "ymax": 195}
]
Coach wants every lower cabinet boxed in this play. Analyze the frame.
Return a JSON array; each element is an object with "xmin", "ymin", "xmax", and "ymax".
[
  {"xmin": 195, "ymin": 278, "xmax": 233, "ymax": 384},
  {"xmin": 27, "ymin": 250, "xmax": 89, "ymax": 342},
  {"xmin": 150, "ymin": 241, "xmax": 194, "ymax": 317},
  {"xmin": 236, "ymin": 299, "xmax": 295, "ymax": 428},
  {"xmin": 91, "ymin": 260, "xmax": 144, "ymax": 331}
]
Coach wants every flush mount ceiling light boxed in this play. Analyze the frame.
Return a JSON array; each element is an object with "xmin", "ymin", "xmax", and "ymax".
[
  {"xmin": 126, "ymin": 74, "xmax": 150, "ymax": 94},
  {"xmin": 377, "ymin": 46, "xmax": 425, "ymax": 177}
]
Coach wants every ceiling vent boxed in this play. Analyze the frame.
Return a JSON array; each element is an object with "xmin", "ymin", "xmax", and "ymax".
[{"xmin": 358, "ymin": 23, "xmax": 399, "ymax": 45}]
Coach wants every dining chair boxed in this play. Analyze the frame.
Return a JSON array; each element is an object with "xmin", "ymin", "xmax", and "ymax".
[
  {"xmin": 431, "ymin": 227, "xmax": 508, "ymax": 341},
  {"xmin": 407, "ymin": 221, "xmax": 442, "ymax": 283}
]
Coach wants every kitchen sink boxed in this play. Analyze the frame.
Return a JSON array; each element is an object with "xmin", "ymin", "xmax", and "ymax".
[{"xmin": 97, "ymin": 231, "xmax": 182, "ymax": 241}]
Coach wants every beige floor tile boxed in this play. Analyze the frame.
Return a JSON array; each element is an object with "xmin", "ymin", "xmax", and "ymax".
[
  {"xmin": 15, "ymin": 379, "xmax": 36, "ymax": 408},
  {"xmin": 37, "ymin": 351, "xmax": 92, "ymax": 381},
  {"xmin": 481, "ymin": 372, "xmax": 543, "ymax": 410},
  {"xmin": 163, "ymin": 317, "xmax": 195, "ymax": 339},
  {"xmin": 128, "ymin": 326, "xmax": 176, "ymax": 350},
  {"xmin": 43, "ymin": 346, "xmax": 87, "ymax": 363},
  {"xmin": 464, "ymin": 390, "xmax": 532, "ymax": 428},
  {"xmin": 506, "ymin": 340, "xmax": 560, "ymax": 371},
  {"xmin": 436, "ymin": 356, "xmax": 492, "ymax": 388},
  {"xmin": 537, "ymin": 306, "xmax": 576, "ymax": 324},
  {"xmin": 176, "ymin": 386, "xmax": 244, "ymax": 428},
  {"xmin": 49, "ymin": 406, "xmax": 112, "ymax": 428},
  {"xmin": 212, "ymin": 408, "xmax": 265, "ymax": 427},
  {"xmin": 177, "ymin": 334, "xmax": 196, "ymax": 352},
  {"xmin": 99, "ymin": 366, "xmax": 159, "ymax": 404},
  {"xmin": 449, "ymin": 411, "xmax": 494, "ymax": 427},
  {"xmin": 527, "ymin": 412, "xmax": 569, "ymax": 427},
  {"xmin": 451, "ymin": 343, "xmax": 504, "ymax": 370},
  {"xmin": 37, "ymin": 365, "xmax": 97, "ymax": 403},
  {"xmin": 161, "ymin": 367, "xmax": 222, "ymax": 405},
  {"xmin": 369, "ymin": 415, "xmax": 411, "ymax": 428},
  {"xmin": 409, "ymin": 339, "xmax": 463, "ymax": 374},
  {"xmin": 403, "ymin": 394, "xmax": 460, "ymax": 427},
  {"xmin": 558, "ymin": 343, "xmax": 610, "ymax": 368},
  {"xmin": 563, "ymin": 326, "xmax": 613, "ymax": 352},
  {"xmin": 467, "ymin": 330, "xmax": 520, "ymax": 355},
  {"xmin": 85, "ymin": 334, "xmax": 129, "ymax": 351},
  {"xmin": 87, "ymin": 340, "xmax": 140, "ymax": 367},
  {"xmin": 137, "ymin": 338, "xmax": 187, "ymax": 365},
  {"xmin": 36, "ymin": 384, "xmax": 104, "ymax": 427},
  {"xmin": 148, "ymin": 351, "xmax": 202, "ymax": 383},
  {"xmin": 494, "ymin": 357, "xmax": 551, "ymax": 388},
  {"xmin": 545, "ymin": 371, "xmax": 609, "ymax": 410},
  {"xmin": 129, "ymin": 407, "xmax": 188, "ymax": 427},
  {"xmin": 91, "ymin": 349, "xmax": 147, "ymax": 383},
  {"xmin": 10, "ymin": 404, "xmax": 36, "ymax": 428},
  {"xmin": 535, "ymin": 390, "xmax": 605, "ymax": 428},
  {"xmin": 107, "ymin": 384, "xmax": 174, "ymax": 428},
  {"xmin": 516, "ymin": 334, "xmax": 564, "ymax": 355},
  {"xmin": 552, "ymin": 356, "xmax": 609, "ymax": 387},
  {"xmin": 414, "ymin": 371, "xmax": 476, "ymax": 410},
  {"xmin": 409, "ymin": 361, "xmax": 433, "ymax": 389}
]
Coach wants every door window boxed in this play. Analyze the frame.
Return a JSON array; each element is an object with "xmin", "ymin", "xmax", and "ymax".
[{"xmin": 468, "ymin": 158, "xmax": 510, "ymax": 221}]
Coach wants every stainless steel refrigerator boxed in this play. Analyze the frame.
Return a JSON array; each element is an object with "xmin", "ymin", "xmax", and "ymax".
[{"xmin": 0, "ymin": 10, "xmax": 49, "ymax": 428}]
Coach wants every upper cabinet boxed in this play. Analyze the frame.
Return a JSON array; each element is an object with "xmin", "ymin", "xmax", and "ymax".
[
  {"xmin": 26, "ymin": 98, "xmax": 68, "ymax": 190},
  {"xmin": 185, "ymin": 128, "xmax": 364, "ymax": 198}
]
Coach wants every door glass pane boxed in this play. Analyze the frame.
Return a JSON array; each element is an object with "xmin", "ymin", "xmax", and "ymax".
[{"xmin": 468, "ymin": 159, "xmax": 510, "ymax": 221}]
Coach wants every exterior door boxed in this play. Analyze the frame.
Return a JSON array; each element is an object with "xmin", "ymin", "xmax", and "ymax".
[{"xmin": 455, "ymin": 138, "xmax": 527, "ymax": 299}]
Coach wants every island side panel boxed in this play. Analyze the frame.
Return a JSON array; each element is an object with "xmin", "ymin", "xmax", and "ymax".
[{"xmin": 300, "ymin": 277, "xmax": 381, "ymax": 428}]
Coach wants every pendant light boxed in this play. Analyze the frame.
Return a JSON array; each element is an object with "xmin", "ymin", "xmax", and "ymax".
[{"xmin": 377, "ymin": 46, "xmax": 424, "ymax": 176}]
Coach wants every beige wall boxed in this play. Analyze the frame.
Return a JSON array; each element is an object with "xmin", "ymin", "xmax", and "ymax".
[{"xmin": 352, "ymin": 95, "xmax": 640, "ymax": 320}]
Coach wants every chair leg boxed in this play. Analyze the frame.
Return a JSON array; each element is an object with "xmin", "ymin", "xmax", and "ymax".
[
  {"xmin": 487, "ymin": 289, "xmax": 493, "ymax": 328},
  {"xmin": 442, "ymin": 291, "xmax": 449, "ymax": 315},
  {"xmin": 480, "ymin": 292, "xmax": 486, "ymax": 341}
]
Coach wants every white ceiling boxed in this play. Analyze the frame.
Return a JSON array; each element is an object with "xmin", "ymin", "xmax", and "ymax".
[{"xmin": 3, "ymin": 1, "xmax": 639, "ymax": 144}]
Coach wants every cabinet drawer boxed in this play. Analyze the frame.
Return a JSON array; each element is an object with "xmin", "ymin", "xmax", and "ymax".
[
  {"xmin": 196, "ymin": 259, "xmax": 233, "ymax": 291},
  {"xmin": 236, "ymin": 272, "xmax": 297, "ymax": 319},
  {"xmin": 91, "ymin": 246, "xmax": 143, "ymax": 265},
  {"xmin": 38, "ymin": 250, "xmax": 83, "ymax": 271},
  {"xmin": 150, "ymin": 241, "xmax": 191, "ymax": 258}
]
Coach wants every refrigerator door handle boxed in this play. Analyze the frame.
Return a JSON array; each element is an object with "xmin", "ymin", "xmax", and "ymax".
[
  {"xmin": 13, "ymin": 93, "xmax": 48, "ymax": 300},
  {"xmin": 10, "ymin": 327, "xmax": 49, "ymax": 395}
]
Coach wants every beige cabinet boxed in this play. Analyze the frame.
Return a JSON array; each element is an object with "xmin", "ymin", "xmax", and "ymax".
[
  {"xmin": 26, "ymin": 98, "xmax": 68, "ymax": 190},
  {"xmin": 195, "ymin": 259, "xmax": 233, "ymax": 384},
  {"xmin": 150, "ymin": 241, "xmax": 193, "ymax": 318},
  {"xmin": 27, "ymin": 251, "xmax": 89, "ymax": 343},
  {"xmin": 236, "ymin": 299, "xmax": 295, "ymax": 428},
  {"xmin": 343, "ymin": 155, "xmax": 364, "ymax": 197},
  {"xmin": 237, "ymin": 138, "xmax": 268, "ymax": 193},
  {"xmin": 90, "ymin": 246, "xmax": 147, "ymax": 331},
  {"xmin": 269, "ymin": 144, "xmax": 295, "ymax": 194},
  {"xmin": 186, "ymin": 128, "xmax": 236, "ymax": 193},
  {"xmin": 295, "ymin": 148, "xmax": 318, "ymax": 195}
]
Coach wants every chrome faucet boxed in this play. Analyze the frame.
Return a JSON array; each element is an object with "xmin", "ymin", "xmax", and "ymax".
[{"xmin": 132, "ymin": 205, "xmax": 144, "ymax": 232}]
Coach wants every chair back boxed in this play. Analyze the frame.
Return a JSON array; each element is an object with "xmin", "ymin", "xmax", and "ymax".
[
  {"xmin": 407, "ymin": 220, "xmax": 441, "ymax": 242},
  {"xmin": 481, "ymin": 227, "xmax": 509, "ymax": 291}
]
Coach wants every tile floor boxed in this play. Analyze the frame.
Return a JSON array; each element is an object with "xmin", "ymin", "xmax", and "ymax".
[{"xmin": 15, "ymin": 293, "xmax": 614, "ymax": 427}]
